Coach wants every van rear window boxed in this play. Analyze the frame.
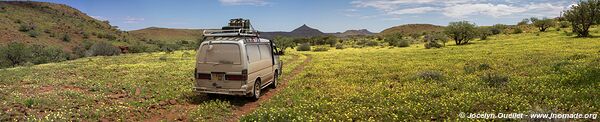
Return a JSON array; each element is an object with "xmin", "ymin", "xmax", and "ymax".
[{"xmin": 198, "ymin": 44, "xmax": 241, "ymax": 64}]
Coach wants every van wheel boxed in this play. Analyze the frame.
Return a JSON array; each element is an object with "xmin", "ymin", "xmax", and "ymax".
[
  {"xmin": 251, "ymin": 80, "xmax": 261, "ymax": 100},
  {"xmin": 271, "ymin": 72, "xmax": 278, "ymax": 88}
]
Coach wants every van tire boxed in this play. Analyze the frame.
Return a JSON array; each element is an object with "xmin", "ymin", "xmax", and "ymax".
[
  {"xmin": 251, "ymin": 80, "xmax": 261, "ymax": 100},
  {"xmin": 270, "ymin": 72, "xmax": 278, "ymax": 88}
]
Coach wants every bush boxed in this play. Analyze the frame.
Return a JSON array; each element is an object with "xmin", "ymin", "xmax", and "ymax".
[
  {"xmin": 517, "ymin": 18, "xmax": 530, "ymax": 26},
  {"xmin": 445, "ymin": 21, "xmax": 477, "ymax": 45},
  {"xmin": 424, "ymin": 33, "xmax": 448, "ymax": 46},
  {"xmin": 477, "ymin": 27, "xmax": 492, "ymax": 40},
  {"xmin": 481, "ymin": 73, "xmax": 510, "ymax": 86},
  {"xmin": 0, "ymin": 42, "xmax": 32, "ymax": 67},
  {"xmin": 28, "ymin": 30, "xmax": 39, "ymax": 38},
  {"xmin": 418, "ymin": 71, "xmax": 444, "ymax": 81},
  {"xmin": 385, "ymin": 34, "xmax": 409, "ymax": 47},
  {"xmin": 18, "ymin": 24, "xmax": 35, "ymax": 32},
  {"xmin": 87, "ymin": 41, "xmax": 121, "ymax": 56},
  {"xmin": 491, "ymin": 24, "xmax": 507, "ymax": 35},
  {"xmin": 296, "ymin": 43, "xmax": 311, "ymax": 51},
  {"xmin": 313, "ymin": 46, "xmax": 329, "ymax": 52},
  {"xmin": 512, "ymin": 27, "xmax": 523, "ymax": 34},
  {"xmin": 335, "ymin": 44, "xmax": 344, "ymax": 49},
  {"xmin": 531, "ymin": 17, "xmax": 555, "ymax": 32},
  {"xmin": 62, "ymin": 34, "xmax": 71, "ymax": 42},
  {"xmin": 563, "ymin": 0, "xmax": 600, "ymax": 37},
  {"xmin": 30, "ymin": 45, "xmax": 69, "ymax": 64},
  {"xmin": 424, "ymin": 41, "xmax": 443, "ymax": 49},
  {"xmin": 559, "ymin": 21, "xmax": 570, "ymax": 28}
]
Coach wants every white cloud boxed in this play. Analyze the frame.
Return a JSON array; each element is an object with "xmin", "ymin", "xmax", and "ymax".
[
  {"xmin": 218, "ymin": 0, "xmax": 269, "ymax": 6},
  {"xmin": 388, "ymin": 7, "xmax": 439, "ymax": 15},
  {"xmin": 91, "ymin": 16, "xmax": 107, "ymax": 21},
  {"xmin": 349, "ymin": 0, "xmax": 572, "ymax": 19},
  {"xmin": 124, "ymin": 16, "xmax": 144, "ymax": 24},
  {"xmin": 442, "ymin": 4, "xmax": 527, "ymax": 18}
]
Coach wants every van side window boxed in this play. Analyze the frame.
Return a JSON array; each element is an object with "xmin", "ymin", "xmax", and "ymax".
[
  {"xmin": 246, "ymin": 45, "xmax": 260, "ymax": 63},
  {"xmin": 259, "ymin": 44, "xmax": 272, "ymax": 60}
]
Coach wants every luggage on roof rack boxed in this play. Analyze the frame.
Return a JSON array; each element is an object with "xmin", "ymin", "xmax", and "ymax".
[{"xmin": 204, "ymin": 18, "xmax": 260, "ymax": 37}]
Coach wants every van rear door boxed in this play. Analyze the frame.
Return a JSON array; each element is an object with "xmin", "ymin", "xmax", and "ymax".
[{"xmin": 196, "ymin": 43, "xmax": 244, "ymax": 89}]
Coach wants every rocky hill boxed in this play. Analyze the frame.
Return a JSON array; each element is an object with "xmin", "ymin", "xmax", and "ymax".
[
  {"xmin": 380, "ymin": 24, "xmax": 444, "ymax": 36},
  {"xmin": 129, "ymin": 27, "xmax": 203, "ymax": 42},
  {"xmin": 0, "ymin": 1, "xmax": 137, "ymax": 51}
]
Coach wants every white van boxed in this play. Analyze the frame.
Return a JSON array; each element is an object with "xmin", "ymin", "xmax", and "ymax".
[{"xmin": 194, "ymin": 19, "xmax": 282, "ymax": 99}]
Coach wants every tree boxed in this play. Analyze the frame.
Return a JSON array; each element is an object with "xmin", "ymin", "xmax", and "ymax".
[
  {"xmin": 490, "ymin": 24, "xmax": 507, "ymax": 35},
  {"xmin": 384, "ymin": 33, "xmax": 409, "ymax": 47},
  {"xmin": 531, "ymin": 17, "xmax": 555, "ymax": 32},
  {"xmin": 477, "ymin": 27, "xmax": 493, "ymax": 40},
  {"xmin": 273, "ymin": 36, "xmax": 296, "ymax": 52},
  {"xmin": 424, "ymin": 32, "xmax": 448, "ymax": 47},
  {"xmin": 444, "ymin": 21, "xmax": 477, "ymax": 45},
  {"xmin": 563, "ymin": 0, "xmax": 600, "ymax": 37}
]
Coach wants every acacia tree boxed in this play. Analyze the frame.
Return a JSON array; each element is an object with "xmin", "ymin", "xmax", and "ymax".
[
  {"xmin": 444, "ymin": 21, "xmax": 477, "ymax": 45},
  {"xmin": 531, "ymin": 17, "xmax": 555, "ymax": 32},
  {"xmin": 563, "ymin": 0, "xmax": 600, "ymax": 37}
]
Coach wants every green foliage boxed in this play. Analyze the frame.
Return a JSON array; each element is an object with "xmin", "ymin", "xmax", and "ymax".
[
  {"xmin": 296, "ymin": 43, "xmax": 311, "ymax": 51},
  {"xmin": 424, "ymin": 33, "xmax": 448, "ymax": 46},
  {"xmin": 30, "ymin": 45, "xmax": 69, "ymax": 64},
  {"xmin": 491, "ymin": 24, "xmax": 507, "ymax": 35},
  {"xmin": 477, "ymin": 27, "xmax": 492, "ymax": 40},
  {"xmin": 563, "ymin": 0, "xmax": 600, "ymax": 37},
  {"xmin": 424, "ymin": 40, "xmax": 443, "ymax": 49},
  {"xmin": 512, "ymin": 27, "xmax": 523, "ymax": 34},
  {"xmin": 558, "ymin": 21, "xmax": 570, "ymax": 28},
  {"xmin": 62, "ymin": 34, "xmax": 71, "ymax": 42},
  {"xmin": 335, "ymin": 43, "xmax": 345, "ymax": 49},
  {"xmin": 0, "ymin": 42, "xmax": 32, "ymax": 67},
  {"xmin": 274, "ymin": 36, "xmax": 296, "ymax": 51},
  {"xmin": 18, "ymin": 24, "xmax": 35, "ymax": 32},
  {"xmin": 531, "ymin": 17, "xmax": 555, "ymax": 32},
  {"xmin": 445, "ymin": 21, "xmax": 477, "ymax": 45},
  {"xmin": 312, "ymin": 46, "xmax": 329, "ymax": 52},
  {"xmin": 385, "ymin": 34, "xmax": 409, "ymax": 47},
  {"xmin": 27, "ymin": 30, "xmax": 39, "ymax": 38},
  {"xmin": 87, "ymin": 41, "xmax": 121, "ymax": 56}
]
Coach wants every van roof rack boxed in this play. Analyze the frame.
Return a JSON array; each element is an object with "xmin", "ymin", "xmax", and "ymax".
[{"xmin": 203, "ymin": 18, "xmax": 260, "ymax": 37}]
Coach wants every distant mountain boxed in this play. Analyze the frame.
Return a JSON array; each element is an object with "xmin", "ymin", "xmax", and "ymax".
[
  {"xmin": 261, "ymin": 24, "xmax": 325, "ymax": 39},
  {"xmin": 0, "ymin": 1, "xmax": 136, "ymax": 51},
  {"xmin": 129, "ymin": 27, "xmax": 203, "ymax": 41},
  {"xmin": 380, "ymin": 24, "xmax": 444, "ymax": 36}
]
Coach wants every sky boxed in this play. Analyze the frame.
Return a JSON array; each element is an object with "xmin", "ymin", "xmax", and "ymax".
[{"xmin": 36, "ymin": 0, "xmax": 576, "ymax": 33}]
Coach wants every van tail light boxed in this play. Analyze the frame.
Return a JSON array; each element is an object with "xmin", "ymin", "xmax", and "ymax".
[
  {"xmin": 197, "ymin": 73, "xmax": 211, "ymax": 80},
  {"xmin": 226, "ymin": 69, "xmax": 248, "ymax": 81}
]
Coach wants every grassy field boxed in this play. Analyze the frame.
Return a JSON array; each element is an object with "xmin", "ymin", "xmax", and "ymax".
[
  {"xmin": 1, "ymin": 28, "xmax": 599, "ymax": 121},
  {"xmin": 240, "ymin": 30, "xmax": 600, "ymax": 121}
]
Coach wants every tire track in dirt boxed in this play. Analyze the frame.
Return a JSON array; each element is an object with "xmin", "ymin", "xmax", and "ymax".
[
  {"xmin": 228, "ymin": 54, "xmax": 312, "ymax": 122},
  {"xmin": 144, "ymin": 54, "xmax": 311, "ymax": 122}
]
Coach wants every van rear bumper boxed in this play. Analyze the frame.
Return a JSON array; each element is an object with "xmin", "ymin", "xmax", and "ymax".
[{"xmin": 194, "ymin": 86, "xmax": 249, "ymax": 96}]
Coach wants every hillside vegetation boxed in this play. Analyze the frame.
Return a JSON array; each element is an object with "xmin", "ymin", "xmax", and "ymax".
[
  {"xmin": 380, "ymin": 24, "xmax": 444, "ymax": 36},
  {"xmin": 129, "ymin": 27, "xmax": 203, "ymax": 42},
  {"xmin": 0, "ymin": 1, "xmax": 135, "ymax": 50}
]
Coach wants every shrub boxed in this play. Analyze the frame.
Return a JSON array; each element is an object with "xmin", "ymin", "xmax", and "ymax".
[
  {"xmin": 385, "ymin": 34, "xmax": 410, "ymax": 47},
  {"xmin": 365, "ymin": 40, "xmax": 379, "ymax": 47},
  {"xmin": 30, "ymin": 45, "xmax": 69, "ymax": 64},
  {"xmin": 424, "ymin": 33, "xmax": 448, "ymax": 46},
  {"xmin": 335, "ymin": 44, "xmax": 344, "ymax": 49},
  {"xmin": 418, "ymin": 71, "xmax": 444, "ymax": 81},
  {"xmin": 531, "ymin": 17, "xmax": 555, "ymax": 32},
  {"xmin": 296, "ymin": 43, "xmax": 311, "ymax": 51},
  {"xmin": 62, "ymin": 34, "xmax": 71, "ymax": 42},
  {"xmin": 563, "ymin": 0, "xmax": 600, "ymax": 37},
  {"xmin": 445, "ymin": 21, "xmax": 477, "ymax": 45},
  {"xmin": 28, "ymin": 30, "xmax": 39, "ymax": 38},
  {"xmin": 478, "ymin": 63, "xmax": 492, "ymax": 70},
  {"xmin": 491, "ymin": 24, "xmax": 507, "ymax": 35},
  {"xmin": 87, "ymin": 41, "xmax": 121, "ymax": 56},
  {"xmin": 558, "ymin": 21, "xmax": 570, "ymax": 28},
  {"xmin": 159, "ymin": 55, "xmax": 168, "ymax": 61},
  {"xmin": 313, "ymin": 46, "xmax": 329, "ymax": 52},
  {"xmin": 424, "ymin": 41, "xmax": 443, "ymax": 49},
  {"xmin": 0, "ymin": 42, "xmax": 33, "ymax": 67},
  {"xmin": 128, "ymin": 43, "xmax": 151, "ymax": 53},
  {"xmin": 512, "ymin": 27, "xmax": 523, "ymax": 34},
  {"xmin": 481, "ymin": 73, "xmax": 510, "ymax": 86},
  {"xmin": 517, "ymin": 18, "xmax": 530, "ymax": 25},
  {"xmin": 477, "ymin": 27, "xmax": 492, "ymax": 40},
  {"xmin": 18, "ymin": 24, "xmax": 35, "ymax": 32}
]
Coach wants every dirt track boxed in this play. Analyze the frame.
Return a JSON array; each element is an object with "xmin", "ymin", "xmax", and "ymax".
[{"xmin": 228, "ymin": 54, "xmax": 312, "ymax": 121}]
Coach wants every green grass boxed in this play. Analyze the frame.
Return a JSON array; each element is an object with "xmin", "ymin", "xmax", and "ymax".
[{"xmin": 240, "ymin": 30, "xmax": 600, "ymax": 121}]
